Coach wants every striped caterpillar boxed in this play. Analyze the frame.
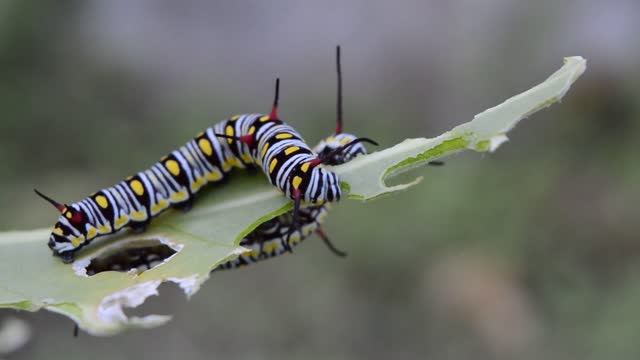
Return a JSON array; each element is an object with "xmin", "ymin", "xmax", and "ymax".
[
  {"xmin": 36, "ymin": 46, "xmax": 374, "ymax": 265},
  {"xmin": 215, "ymin": 131, "xmax": 367, "ymax": 270}
]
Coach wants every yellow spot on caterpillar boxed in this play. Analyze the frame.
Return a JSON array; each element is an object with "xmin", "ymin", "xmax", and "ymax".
[
  {"xmin": 65, "ymin": 212, "xmax": 72, "ymax": 219},
  {"xmin": 86, "ymin": 226, "xmax": 97, "ymax": 239},
  {"xmin": 130, "ymin": 180, "xmax": 145, "ymax": 196},
  {"xmin": 151, "ymin": 199, "xmax": 168, "ymax": 215},
  {"xmin": 114, "ymin": 215, "xmax": 128, "ymax": 228},
  {"xmin": 95, "ymin": 195, "xmax": 108, "ymax": 209},
  {"xmin": 98, "ymin": 224, "xmax": 110, "ymax": 233},
  {"xmin": 284, "ymin": 146, "xmax": 299, "ymax": 155},
  {"xmin": 243, "ymin": 249, "xmax": 259, "ymax": 258},
  {"xmin": 292, "ymin": 176, "xmax": 302, "ymax": 189},
  {"xmin": 276, "ymin": 133, "xmax": 293, "ymax": 139},
  {"xmin": 170, "ymin": 191, "xmax": 188, "ymax": 202},
  {"xmin": 264, "ymin": 242, "xmax": 279, "ymax": 253},
  {"xmin": 130, "ymin": 211, "xmax": 146, "ymax": 221},
  {"xmin": 190, "ymin": 178, "xmax": 206, "ymax": 192},
  {"xmin": 198, "ymin": 138, "xmax": 213, "ymax": 156},
  {"xmin": 300, "ymin": 162, "xmax": 310, "ymax": 173},
  {"xmin": 261, "ymin": 143, "xmax": 270, "ymax": 158},
  {"xmin": 229, "ymin": 157, "xmax": 241, "ymax": 167},
  {"xmin": 248, "ymin": 126, "xmax": 256, "ymax": 135},
  {"xmin": 165, "ymin": 160, "xmax": 181, "ymax": 176},
  {"xmin": 222, "ymin": 160, "xmax": 231, "ymax": 171},
  {"xmin": 225, "ymin": 125, "xmax": 234, "ymax": 144},
  {"xmin": 241, "ymin": 153, "xmax": 252, "ymax": 163},
  {"xmin": 326, "ymin": 136, "xmax": 336, "ymax": 143},
  {"xmin": 71, "ymin": 236, "xmax": 83, "ymax": 247},
  {"xmin": 303, "ymin": 226, "xmax": 313, "ymax": 236},
  {"xmin": 259, "ymin": 115, "xmax": 270, "ymax": 122},
  {"xmin": 289, "ymin": 234, "xmax": 301, "ymax": 244},
  {"xmin": 269, "ymin": 158, "xmax": 278, "ymax": 173},
  {"xmin": 340, "ymin": 137, "xmax": 350, "ymax": 145},
  {"xmin": 151, "ymin": 204, "xmax": 162, "ymax": 214},
  {"xmin": 53, "ymin": 227, "xmax": 63, "ymax": 235},
  {"xmin": 230, "ymin": 115, "xmax": 240, "ymax": 121},
  {"xmin": 206, "ymin": 169, "xmax": 223, "ymax": 181},
  {"xmin": 196, "ymin": 131, "xmax": 205, "ymax": 137}
]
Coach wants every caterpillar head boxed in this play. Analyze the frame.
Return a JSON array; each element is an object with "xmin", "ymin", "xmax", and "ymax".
[
  {"xmin": 313, "ymin": 133, "xmax": 367, "ymax": 165},
  {"xmin": 35, "ymin": 189, "xmax": 86, "ymax": 263}
]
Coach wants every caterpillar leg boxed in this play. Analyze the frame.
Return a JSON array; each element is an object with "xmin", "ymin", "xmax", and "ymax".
[
  {"xmin": 173, "ymin": 198, "xmax": 194, "ymax": 212},
  {"xmin": 129, "ymin": 221, "xmax": 148, "ymax": 234},
  {"xmin": 245, "ymin": 165, "xmax": 259, "ymax": 176},
  {"xmin": 60, "ymin": 251, "xmax": 75, "ymax": 264},
  {"xmin": 283, "ymin": 189, "xmax": 302, "ymax": 253},
  {"xmin": 315, "ymin": 228, "xmax": 348, "ymax": 258}
]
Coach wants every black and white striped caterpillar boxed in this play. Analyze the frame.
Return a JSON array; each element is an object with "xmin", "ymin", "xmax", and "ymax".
[
  {"xmin": 36, "ymin": 46, "xmax": 374, "ymax": 265},
  {"xmin": 215, "ymin": 130, "xmax": 368, "ymax": 270}
]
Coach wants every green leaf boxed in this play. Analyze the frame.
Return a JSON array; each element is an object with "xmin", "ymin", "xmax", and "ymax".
[
  {"xmin": 334, "ymin": 56, "xmax": 587, "ymax": 200},
  {"xmin": 0, "ymin": 56, "xmax": 586, "ymax": 335}
]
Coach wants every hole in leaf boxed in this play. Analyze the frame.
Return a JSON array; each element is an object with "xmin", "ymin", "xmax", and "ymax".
[{"xmin": 84, "ymin": 239, "xmax": 177, "ymax": 276}]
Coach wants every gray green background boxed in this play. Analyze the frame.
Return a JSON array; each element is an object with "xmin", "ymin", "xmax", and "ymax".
[{"xmin": 1, "ymin": 1, "xmax": 639, "ymax": 359}]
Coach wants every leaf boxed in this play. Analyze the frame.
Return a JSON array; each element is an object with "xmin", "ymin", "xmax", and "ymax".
[
  {"xmin": 0, "ymin": 56, "xmax": 586, "ymax": 335},
  {"xmin": 334, "ymin": 56, "xmax": 587, "ymax": 200}
]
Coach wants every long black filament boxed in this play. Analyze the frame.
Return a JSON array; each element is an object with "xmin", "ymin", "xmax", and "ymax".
[
  {"xmin": 318, "ymin": 137, "xmax": 378, "ymax": 165},
  {"xmin": 336, "ymin": 45, "xmax": 343, "ymax": 134},
  {"xmin": 316, "ymin": 229, "xmax": 347, "ymax": 257}
]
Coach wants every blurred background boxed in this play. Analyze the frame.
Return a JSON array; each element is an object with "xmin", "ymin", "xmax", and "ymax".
[{"xmin": 1, "ymin": 0, "xmax": 639, "ymax": 359}]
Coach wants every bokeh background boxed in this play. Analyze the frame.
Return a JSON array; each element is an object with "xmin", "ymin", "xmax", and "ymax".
[{"xmin": 1, "ymin": 1, "xmax": 639, "ymax": 359}]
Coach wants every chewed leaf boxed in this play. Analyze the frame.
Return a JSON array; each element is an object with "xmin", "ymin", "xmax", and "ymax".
[
  {"xmin": 0, "ymin": 178, "xmax": 287, "ymax": 335},
  {"xmin": 334, "ymin": 56, "xmax": 586, "ymax": 200},
  {"xmin": 0, "ymin": 56, "xmax": 586, "ymax": 335}
]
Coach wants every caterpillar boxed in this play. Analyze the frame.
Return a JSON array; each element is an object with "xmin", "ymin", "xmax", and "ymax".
[
  {"xmin": 36, "ymin": 46, "xmax": 375, "ymax": 265},
  {"xmin": 215, "ymin": 131, "xmax": 367, "ymax": 270},
  {"xmin": 214, "ymin": 47, "xmax": 369, "ymax": 270}
]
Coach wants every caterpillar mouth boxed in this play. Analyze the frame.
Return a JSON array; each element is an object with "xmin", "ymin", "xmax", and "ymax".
[
  {"xmin": 54, "ymin": 251, "xmax": 75, "ymax": 264},
  {"xmin": 49, "ymin": 234, "xmax": 76, "ymax": 263}
]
